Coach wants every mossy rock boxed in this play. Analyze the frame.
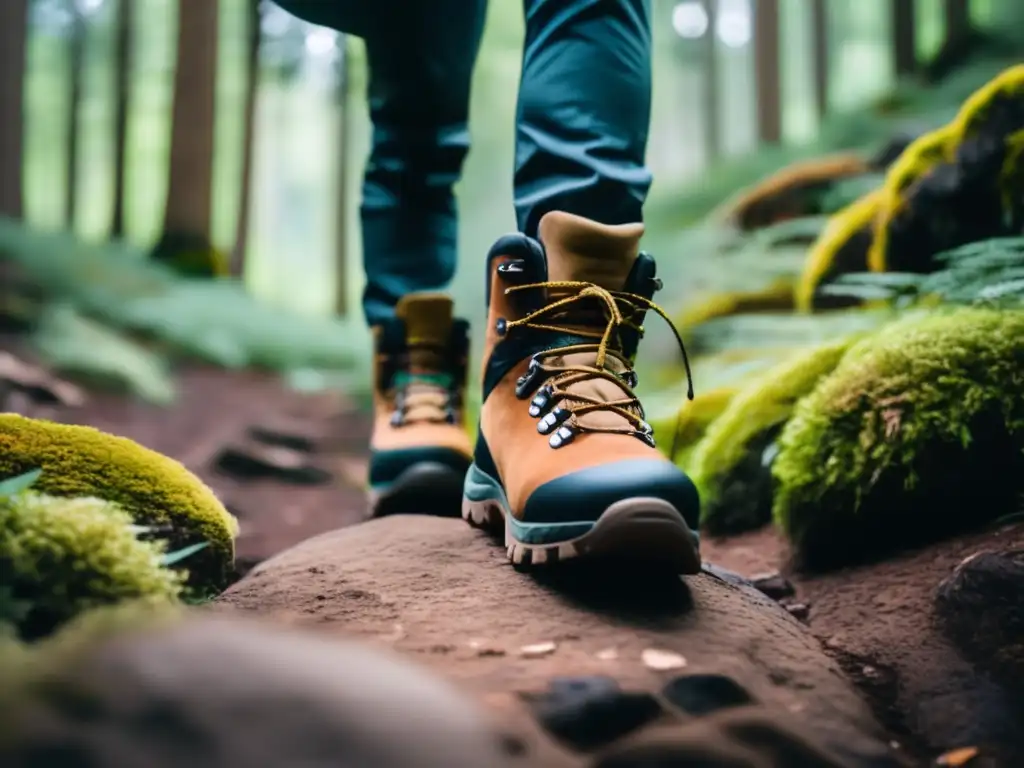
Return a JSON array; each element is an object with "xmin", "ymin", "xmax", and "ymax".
[
  {"xmin": 675, "ymin": 279, "xmax": 797, "ymax": 334},
  {"xmin": 796, "ymin": 189, "xmax": 881, "ymax": 313},
  {"xmin": 772, "ymin": 308, "xmax": 1024, "ymax": 570},
  {"xmin": 690, "ymin": 338, "xmax": 857, "ymax": 536},
  {"xmin": 0, "ymin": 415, "xmax": 237, "ymax": 589},
  {"xmin": 1, "ymin": 492, "xmax": 183, "ymax": 641},
  {"xmin": 710, "ymin": 153, "xmax": 871, "ymax": 231},
  {"xmin": 653, "ymin": 386, "xmax": 740, "ymax": 470}
]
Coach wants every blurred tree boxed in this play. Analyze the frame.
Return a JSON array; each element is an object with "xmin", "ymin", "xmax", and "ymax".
[
  {"xmin": 156, "ymin": 0, "xmax": 220, "ymax": 275},
  {"xmin": 754, "ymin": 0, "xmax": 781, "ymax": 144},
  {"xmin": 65, "ymin": 0, "xmax": 87, "ymax": 229},
  {"xmin": 110, "ymin": 0, "xmax": 133, "ymax": 237},
  {"xmin": 230, "ymin": 0, "xmax": 262, "ymax": 276},
  {"xmin": 892, "ymin": 0, "xmax": 917, "ymax": 77},
  {"xmin": 333, "ymin": 36, "xmax": 349, "ymax": 316},
  {"xmin": 0, "ymin": 0, "xmax": 29, "ymax": 219}
]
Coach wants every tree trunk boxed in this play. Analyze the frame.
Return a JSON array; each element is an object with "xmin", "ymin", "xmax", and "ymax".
[
  {"xmin": 230, "ymin": 0, "xmax": 261, "ymax": 277},
  {"xmin": 333, "ymin": 38, "xmax": 350, "ymax": 316},
  {"xmin": 892, "ymin": 0, "xmax": 917, "ymax": 78},
  {"xmin": 702, "ymin": 0, "xmax": 720, "ymax": 162},
  {"xmin": 753, "ymin": 0, "xmax": 781, "ymax": 145},
  {"xmin": 0, "ymin": 0, "xmax": 29, "ymax": 220},
  {"xmin": 810, "ymin": 0, "xmax": 829, "ymax": 120},
  {"xmin": 110, "ymin": 0, "xmax": 134, "ymax": 238},
  {"xmin": 161, "ymin": 0, "xmax": 219, "ymax": 248},
  {"xmin": 65, "ymin": 2, "xmax": 87, "ymax": 230}
]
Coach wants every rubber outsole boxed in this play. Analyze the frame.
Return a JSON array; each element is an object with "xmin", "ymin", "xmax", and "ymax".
[
  {"xmin": 462, "ymin": 477, "xmax": 701, "ymax": 575},
  {"xmin": 368, "ymin": 462, "xmax": 466, "ymax": 519}
]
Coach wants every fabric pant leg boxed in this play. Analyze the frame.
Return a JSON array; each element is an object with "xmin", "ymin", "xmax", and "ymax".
[{"xmin": 514, "ymin": 0, "xmax": 654, "ymax": 236}]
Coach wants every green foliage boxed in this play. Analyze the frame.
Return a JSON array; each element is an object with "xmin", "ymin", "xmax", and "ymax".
[
  {"xmin": 690, "ymin": 337, "xmax": 858, "ymax": 535},
  {"xmin": 0, "ymin": 218, "xmax": 367, "ymax": 375},
  {"xmin": 0, "ymin": 489, "xmax": 183, "ymax": 641},
  {"xmin": 32, "ymin": 305, "xmax": 176, "ymax": 405},
  {"xmin": 0, "ymin": 415, "xmax": 237, "ymax": 590},
  {"xmin": 822, "ymin": 237, "xmax": 1024, "ymax": 308},
  {"xmin": 772, "ymin": 308, "xmax": 1024, "ymax": 569}
]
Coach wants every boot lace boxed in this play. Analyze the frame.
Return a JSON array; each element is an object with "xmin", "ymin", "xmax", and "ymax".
[
  {"xmin": 501, "ymin": 280, "xmax": 694, "ymax": 457},
  {"xmin": 389, "ymin": 363, "xmax": 458, "ymax": 428}
]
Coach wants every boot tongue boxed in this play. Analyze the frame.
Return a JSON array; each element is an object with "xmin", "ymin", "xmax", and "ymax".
[
  {"xmin": 395, "ymin": 293, "xmax": 453, "ymax": 377},
  {"xmin": 539, "ymin": 211, "xmax": 643, "ymax": 291},
  {"xmin": 537, "ymin": 212, "xmax": 646, "ymax": 433}
]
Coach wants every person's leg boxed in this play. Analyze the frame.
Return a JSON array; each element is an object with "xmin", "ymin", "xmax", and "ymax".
[
  {"xmin": 275, "ymin": 0, "xmax": 485, "ymax": 325},
  {"xmin": 465, "ymin": 0, "xmax": 703, "ymax": 573},
  {"xmin": 276, "ymin": 0, "xmax": 487, "ymax": 517},
  {"xmin": 513, "ymin": 0, "xmax": 653, "ymax": 236}
]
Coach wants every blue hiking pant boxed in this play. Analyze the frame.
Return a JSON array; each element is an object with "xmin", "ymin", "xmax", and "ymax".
[{"xmin": 274, "ymin": 0, "xmax": 654, "ymax": 326}]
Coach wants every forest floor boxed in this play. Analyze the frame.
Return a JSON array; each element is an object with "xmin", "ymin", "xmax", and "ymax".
[{"xmin": 5, "ymin": 341, "xmax": 1023, "ymax": 765}]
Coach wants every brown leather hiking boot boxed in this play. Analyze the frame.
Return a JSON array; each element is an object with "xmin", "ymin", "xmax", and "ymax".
[
  {"xmin": 462, "ymin": 211, "xmax": 701, "ymax": 573},
  {"xmin": 368, "ymin": 293, "xmax": 473, "ymax": 517}
]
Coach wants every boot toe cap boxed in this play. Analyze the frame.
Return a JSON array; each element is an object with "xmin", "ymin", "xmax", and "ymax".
[{"xmin": 521, "ymin": 458, "xmax": 701, "ymax": 531}]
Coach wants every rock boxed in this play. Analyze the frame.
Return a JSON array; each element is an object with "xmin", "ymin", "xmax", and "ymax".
[
  {"xmin": 785, "ymin": 602, "xmax": 811, "ymax": 622},
  {"xmin": 751, "ymin": 570, "xmax": 796, "ymax": 601},
  {"xmin": 520, "ymin": 676, "xmax": 663, "ymax": 752},
  {"xmin": 213, "ymin": 443, "xmax": 333, "ymax": 485},
  {"xmin": 661, "ymin": 673, "xmax": 755, "ymax": 717},
  {"xmin": 218, "ymin": 516, "xmax": 897, "ymax": 765},
  {"xmin": 935, "ymin": 549, "xmax": 1024, "ymax": 684},
  {"xmin": 0, "ymin": 351, "xmax": 87, "ymax": 407},
  {"xmin": 591, "ymin": 705, "xmax": 904, "ymax": 768},
  {"xmin": 0, "ymin": 613, "xmax": 515, "ymax": 768}
]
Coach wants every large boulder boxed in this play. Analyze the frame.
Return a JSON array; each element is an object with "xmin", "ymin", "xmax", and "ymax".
[{"xmin": 217, "ymin": 516, "xmax": 897, "ymax": 766}]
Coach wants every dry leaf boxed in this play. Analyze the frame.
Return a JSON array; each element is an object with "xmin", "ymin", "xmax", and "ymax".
[
  {"xmin": 935, "ymin": 746, "xmax": 980, "ymax": 767},
  {"xmin": 642, "ymin": 648, "xmax": 687, "ymax": 671}
]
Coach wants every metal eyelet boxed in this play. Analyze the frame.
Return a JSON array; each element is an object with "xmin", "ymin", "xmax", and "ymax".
[
  {"xmin": 495, "ymin": 318, "xmax": 508, "ymax": 336},
  {"xmin": 548, "ymin": 424, "xmax": 576, "ymax": 449},
  {"xmin": 537, "ymin": 407, "xmax": 570, "ymax": 435},
  {"xmin": 528, "ymin": 385, "xmax": 554, "ymax": 417},
  {"xmin": 390, "ymin": 411, "xmax": 404, "ymax": 428},
  {"xmin": 515, "ymin": 356, "xmax": 545, "ymax": 399},
  {"xmin": 497, "ymin": 259, "xmax": 526, "ymax": 275},
  {"xmin": 444, "ymin": 406, "xmax": 458, "ymax": 425},
  {"xmin": 633, "ymin": 420, "xmax": 655, "ymax": 447},
  {"xmin": 621, "ymin": 370, "xmax": 639, "ymax": 389}
]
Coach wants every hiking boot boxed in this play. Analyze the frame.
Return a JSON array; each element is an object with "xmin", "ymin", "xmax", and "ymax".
[
  {"xmin": 368, "ymin": 293, "xmax": 472, "ymax": 517},
  {"xmin": 462, "ymin": 211, "xmax": 701, "ymax": 573}
]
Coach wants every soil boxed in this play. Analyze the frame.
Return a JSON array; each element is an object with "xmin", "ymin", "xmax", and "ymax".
[
  {"xmin": 5, "ymin": 337, "xmax": 1022, "ymax": 766},
  {"xmin": 703, "ymin": 522, "xmax": 1024, "ymax": 764}
]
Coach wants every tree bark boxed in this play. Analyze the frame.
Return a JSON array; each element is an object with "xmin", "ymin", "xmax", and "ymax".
[
  {"xmin": 333, "ymin": 38, "xmax": 350, "ymax": 316},
  {"xmin": 753, "ymin": 0, "xmax": 781, "ymax": 145},
  {"xmin": 65, "ymin": 2, "xmax": 87, "ymax": 230},
  {"xmin": 702, "ymin": 0, "xmax": 720, "ymax": 162},
  {"xmin": 810, "ymin": 0, "xmax": 829, "ymax": 120},
  {"xmin": 111, "ymin": 0, "xmax": 134, "ymax": 238},
  {"xmin": 892, "ymin": 0, "xmax": 917, "ymax": 78},
  {"xmin": 0, "ymin": 0, "xmax": 29, "ymax": 220},
  {"xmin": 230, "ymin": 0, "xmax": 261, "ymax": 277},
  {"xmin": 161, "ymin": 0, "xmax": 219, "ymax": 247}
]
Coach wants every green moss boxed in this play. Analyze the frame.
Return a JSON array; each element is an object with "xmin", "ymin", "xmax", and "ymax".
[
  {"xmin": 0, "ymin": 492, "xmax": 183, "ymax": 640},
  {"xmin": 690, "ymin": 337, "xmax": 857, "ymax": 535},
  {"xmin": 772, "ymin": 308, "xmax": 1024, "ymax": 569},
  {"xmin": 0, "ymin": 415, "xmax": 237, "ymax": 589}
]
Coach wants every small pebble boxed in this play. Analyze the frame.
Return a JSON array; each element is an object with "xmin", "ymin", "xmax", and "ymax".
[
  {"xmin": 641, "ymin": 648, "xmax": 687, "ymax": 671},
  {"xmin": 596, "ymin": 648, "xmax": 618, "ymax": 661},
  {"xmin": 785, "ymin": 602, "xmax": 810, "ymax": 621},
  {"xmin": 751, "ymin": 571, "xmax": 796, "ymax": 601},
  {"xmin": 520, "ymin": 641, "xmax": 558, "ymax": 659}
]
